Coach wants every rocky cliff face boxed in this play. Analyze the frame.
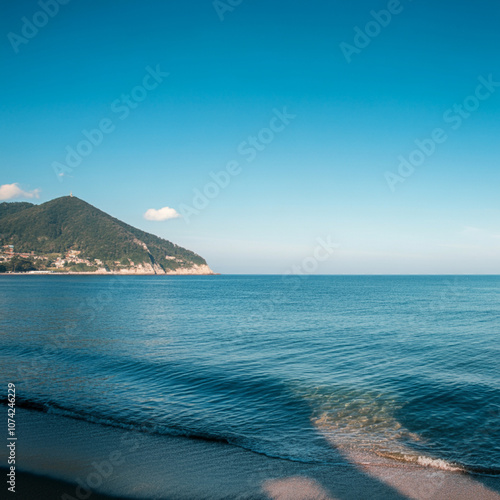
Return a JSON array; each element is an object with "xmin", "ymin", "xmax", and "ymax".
[
  {"xmin": 87, "ymin": 261, "xmax": 214, "ymax": 275},
  {"xmin": 164, "ymin": 264, "xmax": 214, "ymax": 275},
  {"xmin": 126, "ymin": 239, "xmax": 214, "ymax": 275}
]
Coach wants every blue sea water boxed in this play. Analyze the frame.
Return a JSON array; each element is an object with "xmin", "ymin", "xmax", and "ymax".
[{"xmin": 1, "ymin": 275, "xmax": 499, "ymax": 475}]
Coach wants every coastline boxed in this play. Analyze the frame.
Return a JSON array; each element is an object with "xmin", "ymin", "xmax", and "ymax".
[
  {"xmin": 6, "ymin": 407, "xmax": 500, "ymax": 500},
  {"xmin": 0, "ymin": 271, "xmax": 219, "ymax": 276}
]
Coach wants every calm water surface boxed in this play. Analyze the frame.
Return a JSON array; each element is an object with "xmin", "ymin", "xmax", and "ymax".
[{"xmin": 1, "ymin": 275, "xmax": 499, "ymax": 474}]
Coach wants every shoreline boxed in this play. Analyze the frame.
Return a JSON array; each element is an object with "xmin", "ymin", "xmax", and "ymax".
[
  {"xmin": 0, "ymin": 272, "xmax": 220, "ymax": 276},
  {"xmin": 6, "ymin": 407, "xmax": 500, "ymax": 500}
]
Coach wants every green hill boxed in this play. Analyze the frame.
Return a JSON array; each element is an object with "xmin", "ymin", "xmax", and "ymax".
[
  {"xmin": 0, "ymin": 196, "xmax": 212, "ymax": 274},
  {"xmin": 0, "ymin": 201, "xmax": 34, "ymax": 219}
]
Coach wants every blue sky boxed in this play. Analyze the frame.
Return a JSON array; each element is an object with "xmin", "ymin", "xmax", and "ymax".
[{"xmin": 1, "ymin": 0, "xmax": 499, "ymax": 273}]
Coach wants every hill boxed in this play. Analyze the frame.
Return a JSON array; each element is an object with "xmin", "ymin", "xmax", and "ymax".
[{"xmin": 0, "ymin": 196, "xmax": 213, "ymax": 274}]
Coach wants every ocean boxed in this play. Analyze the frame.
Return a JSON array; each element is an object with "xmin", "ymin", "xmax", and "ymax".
[{"xmin": 1, "ymin": 275, "xmax": 499, "ymax": 477}]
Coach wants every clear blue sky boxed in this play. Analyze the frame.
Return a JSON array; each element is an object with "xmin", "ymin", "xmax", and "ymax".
[{"xmin": 1, "ymin": 0, "xmax": 499, "ymax": 273}]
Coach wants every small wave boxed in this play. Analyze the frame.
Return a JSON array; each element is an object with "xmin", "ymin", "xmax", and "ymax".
[
  {"xmin": 376, "ymin": 451, "xmax": 500, "ymax": 476},
  {"xmin": 385, "ymin": 452, "xmax": 464, "ymax": 472},
  {"xmin": 4, "ymin": 397, "xmax": 500, "ymax": 476},
  {"xmin": 415, "ymin": 455, "xmax": 463, "ymax": 471},
  {"xmin": 0, "ymin": 396, "xmax": 230, "ymax": 443},
  {"xmin": 376, "ymin": 451, "xmax": 464, "ymax": 472}
]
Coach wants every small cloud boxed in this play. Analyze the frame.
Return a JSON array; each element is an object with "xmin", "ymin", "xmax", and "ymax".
[
  {"xmin": 144, "ymin": 206, "xmax": 180, "ymax": 221},
  {"xmin": 0, "ymin": 183, "xmax": 40, "ymax": 201}
]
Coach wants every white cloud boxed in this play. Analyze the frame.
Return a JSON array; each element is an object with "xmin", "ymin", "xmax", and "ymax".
[
  {"xmin": 0, "ymin": 183, "xmax": 40, "ymax": 201},
  {"xmin": 143, "ymin": 206, "xmax": 180, "ymax": 221}
]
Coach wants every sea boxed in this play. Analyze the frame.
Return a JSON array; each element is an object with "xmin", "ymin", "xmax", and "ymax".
[{"xmin": 1, "ymin": 275, "xmax": 499, "ymax": 476}]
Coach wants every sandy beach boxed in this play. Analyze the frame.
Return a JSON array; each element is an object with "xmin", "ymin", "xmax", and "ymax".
[{"xmin": 3, "ymin": 407, "xmax": 499, "ymax": 500}]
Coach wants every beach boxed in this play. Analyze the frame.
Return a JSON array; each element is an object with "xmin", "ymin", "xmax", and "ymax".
[{"xmin": 2, "ymin": 407, "xmax": 499, "ymax": 500}]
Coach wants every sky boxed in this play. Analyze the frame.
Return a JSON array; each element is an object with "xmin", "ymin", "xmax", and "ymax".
[{"xmin": 1, "ymin": 0, "xmax": 500, "ymax": 274}]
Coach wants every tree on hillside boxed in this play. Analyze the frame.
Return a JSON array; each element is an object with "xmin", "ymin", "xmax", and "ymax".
[{"xmin": 8, "ymin": 257, "xmax": 36, "ymax": 272}]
